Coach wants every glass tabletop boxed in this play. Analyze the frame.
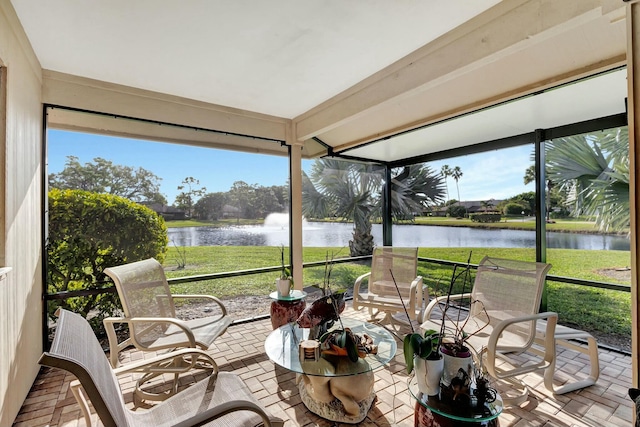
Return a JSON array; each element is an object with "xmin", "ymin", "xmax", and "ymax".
[
  {"xmin": 408, "ymin": 377, "xmax": 503, "ymax": 422},
  {"xmin": 269, "ymin": 290, "xmax": 307, "ymax": 301},
  {"xmin": 264, "ymin": 317, "xmax": 397, "ymax": 376}
]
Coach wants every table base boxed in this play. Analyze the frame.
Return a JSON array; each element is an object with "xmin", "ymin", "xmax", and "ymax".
[
  {"xmin": 297, "ymin": 371, "xmax": 376, "ymax": 424},
  {"xmin": 415, "ymin": 402, "xmax": 499, "ymax": 427},
  {"xmin": 270, "ymin": 299, "xmax": 306, "ymax": 329}
]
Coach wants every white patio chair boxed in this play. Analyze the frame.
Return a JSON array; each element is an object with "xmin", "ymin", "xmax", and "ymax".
[
  {"xmin": 421, "ymin": 256, "xmax": 557, "ymax": 405},
  {"xmin": 352, "ymin": 246, "xmax": 424, "ymax": 325},
  {"xmin": 39, "ymin": 309, "xmax": 284, "ymax": 427},
  {"xmin": 103, "ymin": 258, "xmax": 232, "ymax": 400}
]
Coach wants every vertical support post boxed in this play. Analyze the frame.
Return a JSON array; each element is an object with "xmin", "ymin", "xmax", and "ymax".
[
  {"xmin": 627, "ymin": 0, "xmax": 640, "ymax": 390},
  {"xmin": 0, "ymin": 66, "xmax": 5, "ymax": 269},
  {"xmin": 41, "ymin": 105, "xmax": 49, "ymax": 350},
  {"xmin": 382, "ymin": 165, "xmax": 393, "ymax": 246},
  {"xmin": 535, "ymin": 129, "xmax": 548, "ymax": 311},
  {"xmin": 287, "ymin": 121, "xmax": 304, "ymax": 290}
]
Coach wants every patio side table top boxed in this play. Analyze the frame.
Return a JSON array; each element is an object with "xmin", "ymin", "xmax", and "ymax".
[
  {"xmin": 409, "ymin": 376, "xmax": 503, "ymax": 424},
  {"xmin": 269, "ymin": 289, "xmax": 307, "ymax": 301}
]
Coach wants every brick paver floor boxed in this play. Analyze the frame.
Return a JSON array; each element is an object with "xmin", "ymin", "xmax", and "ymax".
[{"xmin": 13, "ymin": 305, "xmax": 633, "ymax": 426}]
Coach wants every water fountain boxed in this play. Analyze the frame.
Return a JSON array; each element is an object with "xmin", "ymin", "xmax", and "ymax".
[{"xmin": 263, "ymin": 213, "xmax": 290, "ymax": 229}]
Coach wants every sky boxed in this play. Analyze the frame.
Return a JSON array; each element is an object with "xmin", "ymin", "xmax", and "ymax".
[
  {"xmin": 428, "ymin": 146, "xmax": 535, "ymax": 202},
  {"xmin": 47, "ymin": 129, "xmax": 534, "ymax": 204},
  {"xmin": 47, "ymin": 129, "xmax": 291, "ymax": 204}
]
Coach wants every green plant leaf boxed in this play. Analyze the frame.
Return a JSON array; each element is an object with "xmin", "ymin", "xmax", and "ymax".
[
  {"xmin": 337, "ymin": 330, "xmax": 347, "ymax": 348},
  {"xmin": 419, "ymin": 338, "xmax": 433, "ymax": 359},
  {"xmin": 403, "ymin": 334, "xmax": 415, "ymax": 374},
  {"xmin": 318, "ymin": 331, "xmax": 331, "ymax": 343},
  {"xmin": 345, "ymin": 333, "xmax": 359, "ymax": 362},
  {"xmin": 410, "ymin": 333, "xmax": 423, "ymax": 354}
]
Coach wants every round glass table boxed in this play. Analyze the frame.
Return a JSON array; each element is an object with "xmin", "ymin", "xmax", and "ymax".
[
  {"xmin": 264, "ymin": 317, "xmax": 397, "ymax": 423},
  {"xmin": 408, "ymin": 376, "xmax": 503, "ymax": 426}
]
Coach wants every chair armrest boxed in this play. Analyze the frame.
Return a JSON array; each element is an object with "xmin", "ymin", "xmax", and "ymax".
[
  {"xmin": 408, "ymin": 276, "xmax": 424, "ymax": 318},
  {"xmin": 409, "ymin": 276, "xmax": 423, "ymax": 294},
  {"xmin": 113, "ymin": 347, "xmax": 218, "ymax": 376},
  {"xmin": 353, "ymin": 272, "xmax": 371, "ymax": 298},
  {"xmin": 416, "ymin": 280, "xmax": 429, "ymax": 323},
  {"xmin": 126, "ymin": 316, "xmax": 198, "ymax": 348},
  {"xmin": 485, "ymin": 312, "xmax": 558, "ymax": 379},
  {"xmin": 103, "ymin": 317, "xmax": 132, "ymax": 367},
  {"xmin": 171, "ymin": 294, "xmax": 228, "ymax": 316},
  {"xmin": 422, "ymin": 292, "xmax": 472, "ymax": 323}
]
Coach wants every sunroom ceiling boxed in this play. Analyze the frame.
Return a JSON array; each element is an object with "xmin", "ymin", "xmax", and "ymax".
[
  {"xmin": 344, "ymin": 68, "xmax": 629, "ymax": 164},
  {"xmin": 11, "ymin": 0, "xmax": 500, "ymax": 119},
  {"xmin": 10, "ymin": 0, "xmax": 629, "ymax": 163}
]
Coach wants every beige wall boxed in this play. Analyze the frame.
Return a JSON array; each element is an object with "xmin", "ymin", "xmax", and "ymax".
[{"xmin": 0, "ymin": 1, "xmax": 43, "ymax": 425}]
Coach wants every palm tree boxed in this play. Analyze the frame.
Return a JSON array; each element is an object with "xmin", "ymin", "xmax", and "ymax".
[
  {"xmin": 545, "ymin": 127, "xmax": 628, "ymax": 232},
  {"xmin": 523, "ymin": 165, "xmax": 536, "ymax": 185},
  {"xmin": 303, "ymin": 159, "xmax": 445, "ymax": 256},
  {"xmin": 389, "ymin": 164, "xmax": 446, "ymax": 220},
  {"xmin": 523, "ymin": 165, "xmax": 555, "ymax": 222},
  {"xmin": 440, "ymin": 165, "xmax": 451, "ymax": 202},
  {"xmin": 451, "ymin": 166, "xmax": 463, "ymax": 206}
]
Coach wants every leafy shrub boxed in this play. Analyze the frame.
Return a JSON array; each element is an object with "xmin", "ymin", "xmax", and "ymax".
[
  {"xmin": 503, "ymin": 202, "xmax": 529, "ymax": 216},
  {"xmin": 470, "ymin": 213, "xmax": 502, "ymax": 223},
  {"xmin": 550, "ymin": 207, "xmax": 571, "ymax": 219},
  {"xmin": 47, "ymin": 189, "xmax": 168, "ymax": 332},
  {"xmin": 446, "ymin": 205, "xmax": 467, "ymax": 218}
]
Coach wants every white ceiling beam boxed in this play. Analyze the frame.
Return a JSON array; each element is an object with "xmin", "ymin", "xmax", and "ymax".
[
  {"xmin": 47, "ymin": 107, "xmax": 289, "ymax": 157},
  {"xmin": 43, "ymin": 70, "xmax": 289, "ymax": 142},
  {"xmin": 295, "ymin": 0, "xmax": 622, "ymax": 143}
]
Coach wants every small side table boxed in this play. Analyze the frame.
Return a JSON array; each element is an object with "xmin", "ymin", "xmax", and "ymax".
[
  {"xmin": 409, "ymin": 377, "xmax": 502, "ymax": 427},
  {"xmin": 269, "ymin": 290, "xmax": 307, "ymax": 329}
]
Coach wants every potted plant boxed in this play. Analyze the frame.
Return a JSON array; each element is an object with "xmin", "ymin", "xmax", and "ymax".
[
  {"xmin": 276, "ymin": 244, "xmax": 293, "ymax": 296},
  {"xmin": 432, "ymin": 252, "xmax": 489, "ymax": 399},
  {"xmin": 296, "ymin": 250, "xmax": 346, "ymax": 339},
  {"xmin": 436, "ymin": 255, "xmax": 483, "ymax": 390},
  {"xmin": 319, "ymin": 327, "xmax": 378, "ymax": 362},
  {"xmin": 403, "ymin": 329, "xmax": 444, "ymax": 396},
  {"xmin": 386, "ymin": 266, "xmax": 446, "ymax": 396}
]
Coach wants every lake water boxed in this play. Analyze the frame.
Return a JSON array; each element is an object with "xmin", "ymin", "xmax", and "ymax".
[{"xmin": 167, "ymin": 221, "xmax": 630, "ymax": 251}]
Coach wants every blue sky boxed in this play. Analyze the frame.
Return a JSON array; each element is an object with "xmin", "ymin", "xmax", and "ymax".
[
  {"xmin": 47, "ymin": 129, "xmax": 533, "ymax": 204},
  {"xmin": 48, "ymin": 130, "xmax": 290, "ymax": 204},
  {"xmin": 428, "ymin": 146, "xmax": 535, "ymax": 202}
]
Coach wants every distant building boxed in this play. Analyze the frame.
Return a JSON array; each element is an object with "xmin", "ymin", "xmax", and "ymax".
[
  {"xmin": 222, "ymin": 204, "xmax": 241, "ymax": 218},
  {"xmin": 143, "ymin": 203, "xmax": 186, "ymax": 220}
]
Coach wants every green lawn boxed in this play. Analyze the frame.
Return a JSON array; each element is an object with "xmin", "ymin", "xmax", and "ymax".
[{"xmin": 163, "ymin": 245, "xmax": 631, "ymax": 340}]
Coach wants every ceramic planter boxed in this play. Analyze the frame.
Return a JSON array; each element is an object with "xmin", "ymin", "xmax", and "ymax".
[
  {"xmin": 440, "ymin": 346, "xmax": 473, "ymax": 387},
  {"xmin": 414, "ymin": 356, "xmax": 444, "ymax": 396},
  {"xmin": 276, "ymin": 278, "xmax": 291, "ymax": 297}
]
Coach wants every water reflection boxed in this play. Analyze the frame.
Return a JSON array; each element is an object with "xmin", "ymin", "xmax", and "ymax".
[{"xmin": 167, "ymin": 222, "xmax": 630, "ymax": 251}]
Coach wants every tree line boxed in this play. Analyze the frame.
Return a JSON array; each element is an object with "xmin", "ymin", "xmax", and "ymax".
[{"xmin": 49, "ymin": 157, "xmax": 289, "ymax": 221}]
